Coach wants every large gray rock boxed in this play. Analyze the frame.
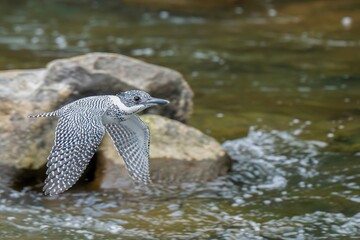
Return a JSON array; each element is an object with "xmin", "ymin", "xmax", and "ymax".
[
  {"xmin": 0, "ymin": 69, "xmax": 55, "ymax": 169},
  {"xmin": 0, "ymin": 53, "xmax": 230, "ymax": 191},
  {"xmin": 0, "ymin": 53, "xmax": 193, "ymax": 170},
  {"xmin": 42, "ymin": 53, "xmax": 193, "ymax": 122},
  {"xmin": 94, "ymin": 115, "xmax": 231, "ymax": 188}
]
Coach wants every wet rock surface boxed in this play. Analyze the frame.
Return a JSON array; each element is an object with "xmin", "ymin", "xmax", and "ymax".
[{"xmin": 95, "ymin": 114, "xmax": 231, "ymax": 188}]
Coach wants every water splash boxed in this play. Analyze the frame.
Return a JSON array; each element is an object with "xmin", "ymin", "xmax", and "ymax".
[{"xmin": 222, "ymin": 126, "xmax": 327, "ymax": 189}]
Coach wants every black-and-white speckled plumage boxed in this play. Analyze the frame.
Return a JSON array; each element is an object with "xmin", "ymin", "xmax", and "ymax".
[
  {"xmin": 30, "ymin": 90, "xmax": 168, "ymax": 196},
  {"xmin": 105, "ymin": 115, "xmax": 151, "ymax": 184}
]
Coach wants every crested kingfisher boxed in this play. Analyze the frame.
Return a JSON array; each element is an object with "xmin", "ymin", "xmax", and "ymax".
[{"xmin": 31, "ymin": 90, "xmax": 169, "ymax": 195}]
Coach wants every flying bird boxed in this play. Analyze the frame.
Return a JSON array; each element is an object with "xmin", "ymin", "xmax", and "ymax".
[{"xmin": 30, "ymin": 90, "xmax": 169, "ymax": 196}]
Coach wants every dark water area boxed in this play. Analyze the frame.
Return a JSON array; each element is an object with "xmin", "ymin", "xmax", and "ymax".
[{"xmin": 0, "ymin": 0, "xmax": 359, "ymax": 239}]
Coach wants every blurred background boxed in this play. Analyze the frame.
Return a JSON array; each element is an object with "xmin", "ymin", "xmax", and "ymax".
[{"xmin": 0, "ymin": 0, "xmax": 359, "ymax": 239}]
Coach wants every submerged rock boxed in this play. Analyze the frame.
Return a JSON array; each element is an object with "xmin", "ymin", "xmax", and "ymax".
[{"xmin": 95, "ymin": 114, "xmax": 231, "ymax": 188}]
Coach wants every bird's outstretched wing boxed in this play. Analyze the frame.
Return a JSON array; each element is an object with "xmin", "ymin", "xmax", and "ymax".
[
  {"xmin": 104, "ymin": 115, "xmax": 151, "ymax": 184},
  {"xmin": 44, "ymin": 111, "xmax": 105, "ymax": 195}
]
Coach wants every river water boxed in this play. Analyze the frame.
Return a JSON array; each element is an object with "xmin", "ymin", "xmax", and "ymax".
[{"xmin": 0, "ymin": 0, "xmax": 359, "ymax": 239}]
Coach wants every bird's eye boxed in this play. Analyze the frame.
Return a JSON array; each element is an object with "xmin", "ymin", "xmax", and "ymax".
[{"xmin": 133, "ymin": 96, "xmax": 141, "ymax": 102}]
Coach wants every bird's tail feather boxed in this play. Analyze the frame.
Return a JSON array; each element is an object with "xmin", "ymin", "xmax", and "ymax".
[{"xmin": 29, "ymin": 111, "xmax": 58, "ymax": 118}]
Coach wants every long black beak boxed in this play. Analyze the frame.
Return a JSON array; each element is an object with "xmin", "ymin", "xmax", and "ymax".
[{"xmin": 146, "ymin": 97, "xmax": 169, "ymax": 106}]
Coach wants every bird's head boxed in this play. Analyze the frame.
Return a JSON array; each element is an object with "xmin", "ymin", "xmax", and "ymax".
[{"xmin": 115, "ymin": 90, "xmax": 169, "ymax": 114}]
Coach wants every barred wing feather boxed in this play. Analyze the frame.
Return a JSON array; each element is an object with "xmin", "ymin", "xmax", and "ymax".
[
  {"xmin": 44, "ymin": 112, "xmax": 105, "ymax": 195},
  {"xmin": 104, "ymin": 115, "xmax": 151, "ymax": 184}
]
